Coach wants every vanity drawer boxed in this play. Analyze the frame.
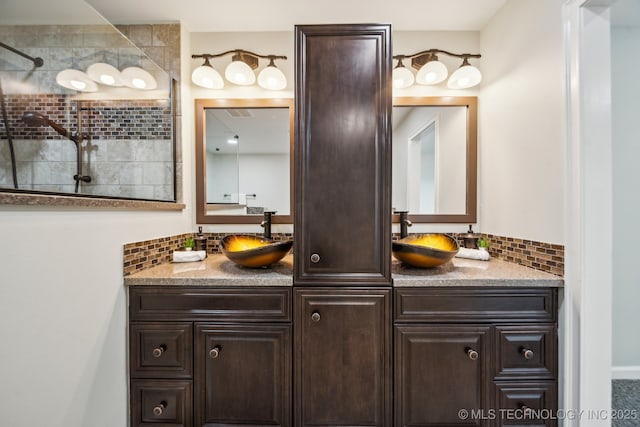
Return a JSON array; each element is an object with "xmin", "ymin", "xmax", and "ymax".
[
  {"xmin": 494, "ymin": 381, "xmax": 557, "ymax": 426},
  {"xmin": 129, "ymin": 286, "xmax": 292, "ymax": 322},
  {"xmin": 394, "ymin": 288, "xmax": 556, "ymax": 323},
  {"xmin": 130, "ymin": 323, "xmax": 193, "ymax": 379},
  {"xmin": 495, "ymin": 325, "xmax": 556, "ymax": 380},
  {"xmin": 130, "ymin": 380, "xmax": 192, "ymax": 427}
]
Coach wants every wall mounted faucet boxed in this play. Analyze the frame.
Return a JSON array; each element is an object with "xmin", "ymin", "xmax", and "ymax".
[
  {"xmin": 261, "ymin": 211, "xmax": 277, "ymax": 239},
  {"xmin": 21, "ymin": 111, "xmax": 91, "ymax": 193}
]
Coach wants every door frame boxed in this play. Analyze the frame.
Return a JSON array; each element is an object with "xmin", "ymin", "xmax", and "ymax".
[{"xmin": 563, "ymin": 0, "xmax": 614, "ymax": 425}]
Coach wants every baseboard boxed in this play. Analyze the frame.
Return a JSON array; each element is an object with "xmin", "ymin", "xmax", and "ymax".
[{"xmin": 612, "ymin": 366, "xmax": 640, "ymax": 380}]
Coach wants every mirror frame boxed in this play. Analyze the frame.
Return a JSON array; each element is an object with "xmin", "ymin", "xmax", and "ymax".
[
  {"xmin": 392, "ymin": 96, "xmax": 477, "ymax": 223},
  {"xmin": 195, "ymin": 98, "xmax": 294, "ymax": 224}
]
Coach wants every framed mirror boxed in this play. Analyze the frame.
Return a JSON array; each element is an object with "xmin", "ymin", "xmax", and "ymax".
[
  {"xmin": 195, "ymin": 98, "xmax": 294, "ymax": 224},
  {"xmin": 392, "ymin": 96, "xmax": 477, "ymax": 223}
]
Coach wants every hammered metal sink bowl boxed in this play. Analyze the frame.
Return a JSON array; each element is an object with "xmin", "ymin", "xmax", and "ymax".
[
  {"xmin": 220, "ymin": 235, "xmax": 293, "ymax": 268},
  {"xmin": 392, "ymin": 233, "xmax": 459, "ymax": 268}
]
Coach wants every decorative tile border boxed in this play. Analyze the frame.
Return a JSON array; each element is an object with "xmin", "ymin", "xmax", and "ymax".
[
  {"xmin": 479, "ymin": 233, "xmax": 564, "ymax": 277},
  {"xmin": 0, "ymin": 95, "xmax": 172, "ymax": 140},
  {"xmin": 123, "ymin": 232, "xmax": 293, "ymax": 276},
  {"xmin": 393, "ymin": 232, "xmax": 564, "ymax": 277},
  {"xmin": 125, "ymin": 232, "xmax": 563, "ymax": 277},
  {"xmin": 124, "ymin": 233, "xmax": 191, "ymax": 277}
]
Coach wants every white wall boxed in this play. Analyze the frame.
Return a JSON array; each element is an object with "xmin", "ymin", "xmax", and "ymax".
[
  {"xmin": 612, "ymin": 25, "xmax": 640, "ymax": 371},
  {"xmin": 240, "ymin": 154, "xmax": 290, "ymax": 214},
  {"xmin": 479, "ymin": 0, "xmax": 565, "ymax": 244},
  {"xmin": 0, "ymin": 27, "xmax": 194, "ymax": 427}
]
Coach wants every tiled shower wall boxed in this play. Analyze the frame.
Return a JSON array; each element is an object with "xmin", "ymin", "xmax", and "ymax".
[
  {"xmin": 0, "ymin": 94, "xmax": 173, "ymax": 198},
  {"xmin": 0, "ymin": 23, "xmax": 179, "ymax": 201}
]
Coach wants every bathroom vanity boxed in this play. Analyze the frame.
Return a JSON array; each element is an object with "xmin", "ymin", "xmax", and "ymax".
[{"xmin": 125, "ymin": 256, "xmax": 561, "ymax": 427}]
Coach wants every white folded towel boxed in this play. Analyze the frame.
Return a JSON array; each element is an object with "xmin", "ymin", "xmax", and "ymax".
[
  {"xmin": 455, "ymin": 247, "xmax": 490, "ymax": 261},
  {"xmin": 172, "ymin": 250, "xmax": 207, "ymax": 263}
]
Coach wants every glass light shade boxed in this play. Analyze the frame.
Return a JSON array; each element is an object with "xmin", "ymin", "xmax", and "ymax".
[
  {"xmin": 447, "ymin": 64, "xmax": 482, "ymax": 89},
  {"xmin": 393, "ymin": 66, "xmax": 415, "ymax": 89},
  {"xmin": 416, "ymin": 60, "xmax": 448, "ymax": 85},
  {"xmin": 86, "ymin": 62, "xmax": 123, "ymax": 86},
  {"xmin": 258, "ymin": 65, "xmax": 287, "ymax": 90},
  {"xmin": 225, "ymin": 60, "xmax": 256, "ymax": 86},
  {"xmin": 56, "ymin": 69, "xmax": 98, "ymax": 92},
  {"xmin": 192, "ymin": 64, "xmax": 224, "ymax": 89},
  {"xmin": 121, "ymin": 67, "xmax": 157, "ymax": 90}
]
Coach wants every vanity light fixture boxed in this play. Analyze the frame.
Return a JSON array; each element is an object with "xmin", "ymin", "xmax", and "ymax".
[
  {"xmin": 191, "ymin": 50, "xmax": 288, "ymax": 90},
  {"xmin": 393, "ymin": 49, "xmax": 482, "ymax": 89},
  {"xmin": 56, "ymin": 69, "xmax": 98, "ymax": 92},
  {"xmin": 56, "ymin": 64, "xmax": 157, "ymax": 92},
  {"xmin": 86, "ymin": 62, "xmax": 123, "ymax": 86},
  {"xmin": 392, "ymin": 58, "xmax": 415, "ymax": 89},
  {"xmin": 191, "ymin": 57, "xmax": 224, "ymax": 89},
  {"xmin": 121, "ymin": 67, "xmax": 157, "ymax": 90}
]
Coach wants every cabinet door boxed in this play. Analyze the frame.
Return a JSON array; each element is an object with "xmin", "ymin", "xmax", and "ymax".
[
  {"xmin": 295, "ymin": 288, "xmax": 391, "ymax": 426},
  {"xmin": 395, "ymin": 325, "xmax": 491, "ymax": 427},
  {"xmin": 294, "ymin": 24, "xmax": 393, "ymax": 286},
  {"xmin": 194, "ymin": 324, "xmax": 291, "ymax": 427}
]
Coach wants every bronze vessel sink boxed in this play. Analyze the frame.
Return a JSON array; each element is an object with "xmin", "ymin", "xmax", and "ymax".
[
  {"xmin": 220, "ymin": 235, "xmax": 293, "ymax": 268},
  {"xmin": 392, "ymin": 233, "xmax": 459, "ymax": 268}
]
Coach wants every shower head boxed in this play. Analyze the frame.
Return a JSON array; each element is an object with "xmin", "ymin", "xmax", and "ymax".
[{"xmin": 22, "ymin": 111, "xmax": 76, "ymax": 142}]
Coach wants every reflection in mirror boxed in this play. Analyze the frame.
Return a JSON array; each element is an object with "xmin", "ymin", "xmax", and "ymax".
[
  {"xmin": 392, "ymin": 97, "xmax": 477, "ymax": 223},
  {"xmin": 196, "ymin": 99, "xmax": 293, "ymax": 224},
  {"xmin": 0, "ymin": 2, "xmax": 176, "ymax": 202}
]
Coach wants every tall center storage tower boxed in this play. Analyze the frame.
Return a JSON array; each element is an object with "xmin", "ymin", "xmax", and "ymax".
[{"xmin": 293, "ymin": 24, "xmax": 393, "ymax": 427}]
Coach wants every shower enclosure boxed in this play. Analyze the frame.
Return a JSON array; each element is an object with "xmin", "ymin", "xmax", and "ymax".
[{"xmin": 0, "ymin": 12, "xmax": 177, "ymax": 202}]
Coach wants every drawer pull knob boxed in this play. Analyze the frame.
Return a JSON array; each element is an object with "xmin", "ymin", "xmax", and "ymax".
[
  {"xmin": 152, "ymin": 345, "xmax": 166, "ymax": 358},
  {"xmin": 521, "ymin": 348, "xmax": 534, "ymax": 360},
  {"xmin": 520, "ymin": 404, "xmax": 532, "ymax": 416},
  {"xmin": 209, "ymin": 346, "xmax": 221, "ymax": 359},
  {"xmin": 153, "ymin": 401, "xmax": 167, "ymax": 416},
  {"xmin": 311, "ymin": 311, "xmax": 321, "ymax": 322},
  {"xmin": 467, "ymin": 349, "xmax": 479, "ymax": 360},
  {"xmin": 310, "ymin": 253, "xmax": 321, "ymax": 263}
]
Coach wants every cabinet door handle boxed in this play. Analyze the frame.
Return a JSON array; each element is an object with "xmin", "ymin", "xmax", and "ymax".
[
  {"xmin": 521, "ymin": 348, "xmax": 534, "ymax": 359},
  {"xmin": 209, "ymin": 346, "xmax": 221, "ymax": 359},
  {"xmin": 310, "ymin": 253, "xmax": 321, "ymax": 263},
  {"xmin": 311, "ymin": 311, "xmax": 321, "ymax": 322},
  {"xmin": 153, "ymin": 401, "xmax": 167, "ymax": 416},
  {"xmin": 467, "ymin": 348, "xmax": 479, "ymax": 360},
  {"xmin": 152, "ymin": 344, "xmax": 166, "ymax": 358}
]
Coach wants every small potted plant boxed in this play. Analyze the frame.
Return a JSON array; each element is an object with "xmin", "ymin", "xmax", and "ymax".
[
  {"xmin": 182, "ymin": 237, "xmax": 195, "ymax": 251},
  {"xmin": 476, "ymin": 237, "xmax": 489, "ymax": 252}
]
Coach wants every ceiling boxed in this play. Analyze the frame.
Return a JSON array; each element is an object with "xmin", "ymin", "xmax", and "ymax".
[
  {"xmin": 3, "ymin": 0, "xmax": 637, "ymax": 32},
  {"xmin": 2, "ymin": 0, "xmax": 508, "ymax": 31}
]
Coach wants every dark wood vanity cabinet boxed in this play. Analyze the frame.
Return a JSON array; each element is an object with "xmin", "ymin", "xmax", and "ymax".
[
  {"xmin": 294, "ymin": 288, "xmax": 392, "ymax": 427},
  {"xmin": 294, "ymin": 24, "xmax": 393, "ymax": 286},
  {"xmin": 394, "ymin": 287, "xmax": 558, "ymax": 427},
  {"xmin": 395, "ymin": 325, "xmax": 491, "ymax": 426},
  {"xmin": 128, "ymin": 286, "xmax": 292, "ymax": 427},
  {"xmin": 195, "ymin": 324, "xmax": 291, "ymax": 427},
  {"xmin": 292, "ymin": 23, "xmax": 393, "ymax": 426}
]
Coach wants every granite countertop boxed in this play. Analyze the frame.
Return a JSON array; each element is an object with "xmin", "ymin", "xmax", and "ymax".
[{"xmin": 124, "ymin": 254, "xmax": 563, "ymax": 287}]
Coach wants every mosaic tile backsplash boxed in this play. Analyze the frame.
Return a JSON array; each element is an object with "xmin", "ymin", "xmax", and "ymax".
[
  {"xmin": 0, "ymin": 96, "xmax": 174, "ymax": 199},
  {"xmin": 124, "ymin": 231, "xmax": 563, "ymax": 277}
]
